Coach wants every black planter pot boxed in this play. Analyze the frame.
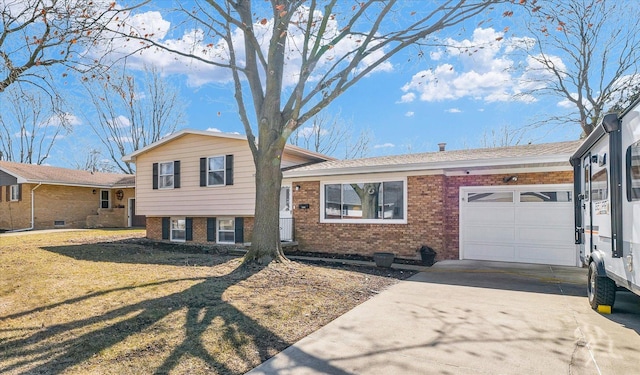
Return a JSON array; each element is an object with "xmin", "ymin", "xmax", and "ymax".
[
  {"xmin": 373, "ymin": 252, "xmax": 395, "ymax": 268},
  {"xmin": 419, "ymin": 246, "xmax": 437, "ymax": 266}
]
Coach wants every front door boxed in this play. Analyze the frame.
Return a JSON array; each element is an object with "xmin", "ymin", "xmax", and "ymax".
[{"xmin": 279, "ymin": 185, "xmax": 293, "ymax": 241}]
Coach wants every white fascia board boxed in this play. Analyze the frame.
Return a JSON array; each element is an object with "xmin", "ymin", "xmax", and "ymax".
[
  {"xmin": 283, "ymin": 154, "xmax": 572, "ymax": 179},
  {"xmin": 122, "ymin": 128, "xmax": 333, "ymax": 163}
]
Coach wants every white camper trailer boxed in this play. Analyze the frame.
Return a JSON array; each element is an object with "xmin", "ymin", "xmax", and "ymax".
[{"xmin": 571, "ymin": 100, "xmax": 640, "ymax": 311}]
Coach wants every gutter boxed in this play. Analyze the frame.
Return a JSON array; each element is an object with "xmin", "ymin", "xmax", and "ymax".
[{"xmin": 9, "ymin": 183, "xmax": 42, "ymax": 232}]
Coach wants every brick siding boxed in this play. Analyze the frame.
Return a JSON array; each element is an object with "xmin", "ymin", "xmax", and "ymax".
[
  {"xmin": 146, "ymin": 216, "xmax": 254, "ymax": 244},
  {"xmin": 292, "ymin": 171, "xmax": 573, "ymax": 261}
]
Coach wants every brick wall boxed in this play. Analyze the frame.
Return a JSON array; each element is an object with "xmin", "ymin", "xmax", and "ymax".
[
  {"xmin": 292, "ymin": 170, "xmax": 573, "ymax": 261},
  {"xmin": 146, "ymin": 216, "xmax": 254, "ymax": 244}
]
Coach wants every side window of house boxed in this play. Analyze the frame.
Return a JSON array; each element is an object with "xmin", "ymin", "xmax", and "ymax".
[
  {"xmin": 10, "ymin": 184, "xmax": 20, "ymax": 201},
  {"xmin": 208, "ymin": 156, "xmax": 225, "ymax": 186},
  {"xmin": 627, "ymin": 141, "xmax": 640, "ymax": 201},
  {"xmin": 323, "ymin": 180, "xmax": 405, "ymax": 222},
  {"xmin": 159, "ymin": 162, "xmax": 174, "ymax": 189},
  {"xmin": 100, "ymin": 190, "xmax": 110, "ymax": 208},
  {"xmin": 200, "ymin": 155, "xmax": 234, "ymax": 187},
  {"xmin": 153, "ymin": 161, "xmax": 180, "ymax": 190}
]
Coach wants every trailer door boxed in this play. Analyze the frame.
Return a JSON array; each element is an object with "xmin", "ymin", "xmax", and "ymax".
[{"xmin": 582, "ymin": 154, "xmax": 593, "ymax": 258}]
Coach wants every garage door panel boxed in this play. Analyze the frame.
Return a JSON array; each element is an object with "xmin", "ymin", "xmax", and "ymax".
[
  {"xmin": 461, "ymin": 185, "xmax": 576, "ymax": 266},
  {"xmin": 465, "ymin": 207, "xmax": 514, "ymax": 224},
  {"xmin": 464, "ymin": 242, "xmax": 515, "ymax": 261},
  {"xmin": 515, "ymin": 244, "xmax": 576, "ymax": 266},
  {"xmin": 465, "ymin": 225, "xmax": 515, "ymax": 242},
  {"xmin": 515, "ymin": 206, "xmax": 572, "ymax": 226},
  {"xmin": 517, "ymin": 226, "xmax": 574, "ymax": 244}
]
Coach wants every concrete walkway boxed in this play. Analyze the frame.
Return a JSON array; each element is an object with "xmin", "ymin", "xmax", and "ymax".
[{"xmin": 247, "ymin": 260, "xmax": 640, "ymax": 375}]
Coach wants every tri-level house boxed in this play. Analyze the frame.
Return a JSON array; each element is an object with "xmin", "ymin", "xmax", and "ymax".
[
  {"xmin": 126, "ymin": 129, "xmax": 582, "ymax": 266},
  {"xmin": 0, "ymin": 161, "xmax": 138, "ymax": 231},
  {"xmin": 122, "ymin": 129, "xmax": 333, "ymax": 244}
]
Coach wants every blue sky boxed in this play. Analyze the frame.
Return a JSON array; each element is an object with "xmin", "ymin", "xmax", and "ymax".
[{"xmin": 48, "ymin": 1, "xmax": 588, "ymax": 168}]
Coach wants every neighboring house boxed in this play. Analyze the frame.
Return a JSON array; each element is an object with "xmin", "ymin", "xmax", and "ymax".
[
  {"xmin": 0, "ymin": 161, "xmax": 139, "ymax": 231},
  {"xmin": 282, "ymin": 140, "xmax": 582, "ymax": 266},
  {"xmin": 122, "ymin": 129, "xmax": 333, "ymax": 245}
]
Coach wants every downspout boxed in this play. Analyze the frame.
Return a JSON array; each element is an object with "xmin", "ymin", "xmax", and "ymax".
[{"xmin": 9, "ymin": 183, "xmax": 42, "ymax": 232}]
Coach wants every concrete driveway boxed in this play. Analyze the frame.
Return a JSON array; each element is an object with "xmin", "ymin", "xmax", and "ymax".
[{"xmin": 247, "ymin": 260, "xmax": 640, "ymax": 375}]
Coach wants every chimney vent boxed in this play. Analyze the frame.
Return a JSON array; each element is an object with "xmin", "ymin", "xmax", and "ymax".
[{"xmin": 438, "ymin": 143, "xmax": 446, "ymax": 152}]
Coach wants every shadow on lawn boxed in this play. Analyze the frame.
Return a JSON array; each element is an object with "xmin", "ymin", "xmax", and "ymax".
[{"xmin": 0, "ymin": 242, "xmax": 352, "ymax": 375}]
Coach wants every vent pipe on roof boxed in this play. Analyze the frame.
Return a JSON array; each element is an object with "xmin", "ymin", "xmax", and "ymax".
[{"xmin": 438, "ymin": 143, "xmax": 446, "ymax": 152}]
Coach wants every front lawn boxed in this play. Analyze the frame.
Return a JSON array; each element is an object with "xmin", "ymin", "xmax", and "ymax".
[{"xmin": 0, "ymin": 230, "xmax": 410, "ymax": 374}]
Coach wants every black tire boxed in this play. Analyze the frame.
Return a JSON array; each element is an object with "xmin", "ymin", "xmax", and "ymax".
[{"xmin": 587, "ymin": 261, "xmax": 616, "ymax": 310}]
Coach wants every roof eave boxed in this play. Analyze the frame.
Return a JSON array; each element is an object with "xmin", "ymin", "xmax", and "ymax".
[{"xmin": 283, "ymin": 154, "xmax": 573, "ymax": 178}]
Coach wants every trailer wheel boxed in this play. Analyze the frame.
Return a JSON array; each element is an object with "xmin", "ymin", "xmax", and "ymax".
[{"xmin": 587, "ymin": 261, "xmax": 616, "ymax": 310}]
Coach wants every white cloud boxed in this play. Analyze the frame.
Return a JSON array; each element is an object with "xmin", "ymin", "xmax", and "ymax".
[
  {"xmin": 397, "ymin": 92, "xmax": 416, "ymax": 103},
  {"xmin": 107, "ymin": 115, "xmax": 130, "ymax": 129},
  {"xmin": 374, "ymin": 143, "xmax": 395, "ymax": 149},
  {"xmin": 405, "ymin": 111, "xmax": 415, "ymax": 117},
  {"xmin": 41, "ymin": 113, "xmax": 82, "ymax": 128},
  {"xmin": 206, "ymin": 127, "xmax": 222, "ymax": 132},
  {"xmin": 105, "ymin": 6, "xmax": 393, "ymax": 88},
  {"xmin": 445, "ymin": 108, "xmax": 461, "ymax": 113},
  {"xmin": 399, "ymin": 27, "xmax": 563, "ymax": 104}
]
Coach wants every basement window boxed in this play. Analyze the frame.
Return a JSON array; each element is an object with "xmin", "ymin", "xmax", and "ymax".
[{"xmin": 54, "ymin": 221, "xmax": 65, "ymax": 226}]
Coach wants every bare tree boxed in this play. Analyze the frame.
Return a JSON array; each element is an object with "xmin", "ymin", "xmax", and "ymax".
[
  {"xmin": 479, "ymin": 124, "xmax": 526, "ymax": 148},
  {"xmin": 82, "ymin": 66, "xmax": 185, "ymax": 173},
  {"xmin": 289, "ymin": 111, "xmax": 371, "ymax": 159},
  {"xmin": 518, "ymin": 0, "xmax": 640, "ymax": 135},
  {"xmin": 0, "ymin": 83, "xmax": 72, "ymax": 164},
  {"xmin": 0, "ymin": 0, "xmax": 144, "ymax": 95},
  {"xmin": 69, "ymin": 148, "xmax": 116, "ymax": 173},
  {"xmin": 115, "ymin": 0, "xmax": 512, "ymax": 264}
]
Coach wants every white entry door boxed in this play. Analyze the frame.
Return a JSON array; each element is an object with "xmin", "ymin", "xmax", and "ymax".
[
  {"xmin": 279, "ymin": 185, "xmax": 293, "ymax": 241},
  {"xmin": 460, "ymin": 184, "xmax": 577, "ymax": 266}
]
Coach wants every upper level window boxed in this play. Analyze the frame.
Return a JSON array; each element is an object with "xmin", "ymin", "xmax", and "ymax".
[
  {"xmin": 322, "ymin": 180, "xmax": 405, "ymax": 223},
  {"xmin": 159, "ymin": 162, "xmax": 174, "ymax": 189},
  {"xmin": 208, "ymin": 156, "xmax": 226, "ymax": 186},
  {"xmin": 10, "ymin": 185, "xmax": 20, "ymax": 201},
  {"xmin": 627, "ymin": 141, "xmax": 640, "ymax": 201}
]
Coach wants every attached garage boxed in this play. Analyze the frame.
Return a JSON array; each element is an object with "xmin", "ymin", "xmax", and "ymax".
[{"xmin": 460, "ymin": 184, "xmax": 577, "ymax": 266}]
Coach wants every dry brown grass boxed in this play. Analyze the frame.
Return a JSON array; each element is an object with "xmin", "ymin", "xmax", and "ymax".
[{"xmin": 0, "ymin": 229, "xmax": 412, "ymax": 374}]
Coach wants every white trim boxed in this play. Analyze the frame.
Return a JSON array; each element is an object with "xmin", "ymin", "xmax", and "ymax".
[
  {"xmin": 206, "ymin": 155, "xmax": 226, "ymax": 187},
  {"xmin": 216, "ymin": 217, "xmax": 235, "ymax": 244},
  {"xmin": 319, "ymin": 177, "xmax": 408, "ymax": 224},
  {"xmin": 9, "ymin": 184, "xmax": 19, "ymax": 201},
  {"xmin": 158, "ymin": 161, "xmax": 175, "ymax": 190},
  {"xmin": 122, "ymin": 128, "xmax": 334, "ymax": 163},
  {"xmin": 284, "ymin": 154, "xmax": 573, "ymax": 178},
  {"xmin": 170, "ymin": 217, "xmax": 186, "ymax": 242}
]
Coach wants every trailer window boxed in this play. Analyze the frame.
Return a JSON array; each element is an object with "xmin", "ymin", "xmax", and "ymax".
[
  {"xmin": 591, "ymin": 169, "xmax": 608, "ymax": 201},
  {"xmin": 627, "ymin": 141, "xmax": 640, "ymax": 201},
  {"xmin": 583, "ymin": 162, "xmax": 590, "ymax": 201}
]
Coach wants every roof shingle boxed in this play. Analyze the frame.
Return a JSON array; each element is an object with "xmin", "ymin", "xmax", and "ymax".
[{"xmin": 0, "ymin": 161, "xmax": 134, "ymax": 187}]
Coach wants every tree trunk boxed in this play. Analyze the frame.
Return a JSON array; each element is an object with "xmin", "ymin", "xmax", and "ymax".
[
  {"xmin": 244, "ymin": 144, "xmax": 288, "ymax": 264},
  {"xmin": 351, "ymin": 183, "xmax": 380, "ymax": 219}
]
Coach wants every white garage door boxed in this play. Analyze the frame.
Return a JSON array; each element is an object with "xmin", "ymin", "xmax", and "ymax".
[{"xmin": 460, "ymin": 184, "xmax": 577, "ymax": 266}]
